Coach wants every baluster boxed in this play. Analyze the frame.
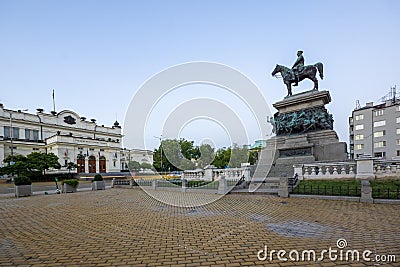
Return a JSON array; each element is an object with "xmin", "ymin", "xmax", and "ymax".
[
  {"xmin": 325, "ymin": 166, "xmax": 331, "ymax": 176},
  {"xmin": 304, "ymin": 166, "xmax": 309, "ymax": 176},
  {"xmin": 340, "ymin": 166, "xmax": 346, "ymax": 175},
  {"xmin": 332, "ymin": 166, "xmax": 338, "ymax": 175},
  {"xmin": 349, "ymin": 165, "xmax": 355, "ymax": 175}
]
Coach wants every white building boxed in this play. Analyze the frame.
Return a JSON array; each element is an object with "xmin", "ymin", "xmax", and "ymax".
[{"xmin": 0, "ymin": 103, "xmax": 153, "ymax": 174}]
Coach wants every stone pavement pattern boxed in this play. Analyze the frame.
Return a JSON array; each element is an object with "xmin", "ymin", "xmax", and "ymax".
[{"xmin": 0, "ymin": 189, "xmax": 399, "ymax": 266}]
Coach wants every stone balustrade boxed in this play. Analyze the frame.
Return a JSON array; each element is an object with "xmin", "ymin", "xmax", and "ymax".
[
  {"xmin": 373, "ymin": 161, "xmax": 400, "ymax": 178},
  {"xmin": 296, "ymin": 162, "xmax": 357, "ymax": 180},
  {"xmin": 183, "ymin": 165, "xmax": 250, "ymax": 181}
]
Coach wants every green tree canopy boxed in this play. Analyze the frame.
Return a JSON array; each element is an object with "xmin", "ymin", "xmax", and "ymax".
[
  {"xmin": 1, "ymin": 152, "xmax": 61, "ymax": 177},
  {"xmin": 26, "ymin": 152, "xmax": 61, "ymax": 175},
  {"xmin": 152, "ymin": 138, "xmax": 256, "ymax": 171}
]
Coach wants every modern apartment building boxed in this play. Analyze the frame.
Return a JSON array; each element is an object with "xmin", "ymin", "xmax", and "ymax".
[
  {"xmin": 0, "ymin": 103, "xmax": 153, "ymax": 174},
  {"xmin": 349, "ymin": 98, "xmax": 400, "ymax": 159}
]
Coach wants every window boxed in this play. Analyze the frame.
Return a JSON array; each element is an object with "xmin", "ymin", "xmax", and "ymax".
[
  {"xmin": 374, "ymin": 120, "xmax": 386, "ymax": 127},
  {"xmin": 374, "ymin": 131, "xmax": 386, "ymax": 137},
  {"xmin": 397, "ymin": 106, "xmax": 400, "ymax": 112},
  {"xmin": 397, "ymin": 140, "xmax": 400, "ymax": 145},
  {"xmin": 4, "ymin": 126, "xmax": 19, "ymax": 139},
  {"xmin": 33, "ymin": 148, "xmax": 39, "ymax": 151},
  {"xmin": 355, "ymin": 114, "xmax": 364, "ymax": 120},
  {"xmin": 374, "ymin": 141, "xmax": 386, "ymax": 148},
  {"xmin": 355, "ymin": 134, "xmax": 364, "ymax": 140},
  {"xmin": 355, "ymin": 144, "xmax": 364, "ymax": 150},
  {"xmin": 78, "ymin": 147, "xmax": 83, "ymax": 150},
  {"xmin": 397, "ymin": 117, "xmax": 400, "ymax": 123},
  {"xmin": 100, "ymin": 149, "xmax": 104, "ymax": 152},
  {"xmin": 374, "ymin": 109, "xmax": 384, "ymax": 116},
  {"xmin": 374, "ymin": 152, "xmax": 386, "ymax": 158},
  {"xmin": 13, "ymin": 127, "xmax": 19, "ymax": 139},
  {"xmin": 397, "ymin": 151, "xmax": 400, "ymax": 156},
  {"xmin": 89, "ymin": 148, "xmax": 94, "ymax": 151},
  {"xmin": 33, "ymin": 130, "xmax": 39, "ymax": 141},
  {"xmin": 355, "ymin": 124, "xmax": 364, "ymax": 130},
  {"xmin": 4, "ymin": 126, "xmax": 10, "ymax": 138},
  {"xmin": 25, "ymin": 129, "xmax": 30, "ymax": 140},
  {"xmin": 24, "ymin": 129, "xmax": 39, "ymax": 141},
  {"xmin": 397, "ymin": 129, "xmax": 400, "ymax": 134}
]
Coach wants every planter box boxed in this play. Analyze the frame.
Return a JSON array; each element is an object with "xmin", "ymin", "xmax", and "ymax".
[
  {"xmin": 92, "ymin": 181, "xmax": 105, "ymax": 190},
  {"xmin": 63, "ymin": 183, "xmax": 78, "ymax": 193},
  {"xmin": 15, "ymin": 185, "xmax": 32, "ymax": 197}
]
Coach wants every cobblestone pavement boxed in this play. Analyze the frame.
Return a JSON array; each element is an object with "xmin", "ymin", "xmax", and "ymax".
[{"xmin": 0, "ymin": 188, "xmax": 399, "ymax": 266}]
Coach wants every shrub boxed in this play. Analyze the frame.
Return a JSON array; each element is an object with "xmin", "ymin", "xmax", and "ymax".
[
  {"xmin": 14, "ymin": 176, "xmax": 32, "ymax": 186},
  {"xmin": 93, "ymin": 174, "xmax": 103, "ymax": 181},
  {"xmin": 62, "ymin": 179, "xmax": 79, "ymax": 188}
]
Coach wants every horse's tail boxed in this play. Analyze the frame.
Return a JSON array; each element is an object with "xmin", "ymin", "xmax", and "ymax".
[{"xmin": 314, "ymin": 62, "xmax": 324, "ymax": 80}]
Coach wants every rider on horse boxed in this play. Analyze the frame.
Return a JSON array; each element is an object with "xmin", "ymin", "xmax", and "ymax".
[{"xmin": 292, "ymin": 50, "xmax": 304, "ymax": 86}]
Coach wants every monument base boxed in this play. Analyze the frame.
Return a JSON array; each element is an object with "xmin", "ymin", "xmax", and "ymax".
[{"xmin": 253, "ymin": 90, "xmax": 347, "ymax": 180}]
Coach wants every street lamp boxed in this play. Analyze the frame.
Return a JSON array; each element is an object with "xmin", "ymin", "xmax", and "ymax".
[{"xmin": 5, "ymin": 109, "xmax": 28, "ymax": 176}]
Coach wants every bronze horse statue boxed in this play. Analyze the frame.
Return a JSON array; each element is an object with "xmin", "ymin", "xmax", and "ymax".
[{"xmin": 271, "ymin": 63, "xmax": 324, "ymax": 97}]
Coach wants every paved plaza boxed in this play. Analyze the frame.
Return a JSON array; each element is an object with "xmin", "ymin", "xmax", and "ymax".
[{"xmin": 0, "ymin": 188, "xmax": 399, "ymax": 266}]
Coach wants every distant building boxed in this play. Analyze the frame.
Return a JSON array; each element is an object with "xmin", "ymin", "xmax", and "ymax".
[
  {"xmin": 0, "ymin": 103, "xmax": 152, "ymax": 174},
  {"xmin": 249, "ymin": 140, "xmax": 267, "ymax": 150},
  {"xmin": 349, "ymin": 96, "xmax": 400, "ymax": 160}
]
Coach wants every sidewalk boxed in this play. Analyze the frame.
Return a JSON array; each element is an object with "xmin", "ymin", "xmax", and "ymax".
[{"xmin": 0, "ymin": 188, "xmax": 399, "ymax": 266}]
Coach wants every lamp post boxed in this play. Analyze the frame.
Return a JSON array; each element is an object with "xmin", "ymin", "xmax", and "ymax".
[{"xmin": 5, "ymin": 109, "xmax": 28, "ymax": 176}]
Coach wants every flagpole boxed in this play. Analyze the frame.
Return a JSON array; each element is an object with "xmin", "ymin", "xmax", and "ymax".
[{"xmin": 52, "ymin": 89, "xmax": 56, "ymax": 112}]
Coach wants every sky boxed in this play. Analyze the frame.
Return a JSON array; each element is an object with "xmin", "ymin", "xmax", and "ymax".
[{"xmin": 1, "ymin": 0, "xmax": 399, "ymax": 150}]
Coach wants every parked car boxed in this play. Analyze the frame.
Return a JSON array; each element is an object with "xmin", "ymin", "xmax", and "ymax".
[{"xmin": 164, "ymin": 171, "xmax": 182, "ymax": 180}]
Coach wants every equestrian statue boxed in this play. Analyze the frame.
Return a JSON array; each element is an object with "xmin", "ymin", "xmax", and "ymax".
[{"xmin": 271, "ymin": 51, "xmax": 324, "ymax": 97}]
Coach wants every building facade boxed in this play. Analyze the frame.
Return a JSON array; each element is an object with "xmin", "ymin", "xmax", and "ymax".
[
  {"xmin": 349, "ymin": 99, "xmax": 400, "ymax": 160},
  {"xmin": 0, "ymin": 103, "xmax": 153, "ymax": 174}
]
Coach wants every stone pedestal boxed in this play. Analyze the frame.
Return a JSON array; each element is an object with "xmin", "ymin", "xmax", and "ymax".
[
  {"xmin": 254, "ymin": 90, "xmax": 347, "ymax": 180},
  {"xmin": 356, "ymin": 157, "xmax": 375, "ymax": 180},
  {"xmin": 278, "ymin": 176, "xmax": 289, "ymax": 198},
  {"xmin": 218, "ymin": 176, "xmax": 227, "ymax": 195},
  {"xmin": 360, "ymin": 180, "xmax": 373, "ymax": 203}
]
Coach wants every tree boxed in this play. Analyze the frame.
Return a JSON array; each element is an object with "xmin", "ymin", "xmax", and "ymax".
[
  {"xmin": 128, "ymin": 161, "xmax": 141, "ymax": 171},
  {"xmin": 26, "ymin": 152, "xmax": 61, "ymax": 175},
  {"xmin": 1, "ymin": 155, "xmax": 28, "ymax": 176},
  {"xmin": 140, "ymin": 162, "xmax": 153, "ymax": 170},
  {"xmin": 212, "ymin": 147, "xmax": 231, "ymax": 168},
  {"xmin": 66, "ymin": 162, "xmax": 78, "ymax": 177},
  {"xmin": 197, "ymin": 144, "xmax": 215, "ymax": 169}
]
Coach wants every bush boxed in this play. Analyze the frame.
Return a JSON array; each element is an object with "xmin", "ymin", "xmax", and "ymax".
[
  {"xmin": 28, "ymin": 172, "xmax": 78, "ymax": 182},
  {"xmin": 62, "ymin": 179, "xmax": 79, "ymax": 188},
  {"xmin": 14, "ymin": 176, "xmax": 32, "ymax": 186},
  {"xmin": 93, "ymin": 174, "xmax": 103, "ymax": 181}
]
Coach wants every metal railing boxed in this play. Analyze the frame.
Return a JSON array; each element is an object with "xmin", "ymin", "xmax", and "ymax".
[{"xmin": 292, "ymin": 185, "xmax": 361, "ymax": 197}]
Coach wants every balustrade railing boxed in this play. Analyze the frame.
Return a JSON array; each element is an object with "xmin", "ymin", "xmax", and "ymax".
[{"xmin": 299, "ymin": 162, "xmax": 357, "ymax": 180}]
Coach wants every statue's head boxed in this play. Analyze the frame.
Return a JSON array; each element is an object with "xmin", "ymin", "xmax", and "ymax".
[{"xmin": 297, "ymin": 50, "xmax": 303, "ymax": 56}]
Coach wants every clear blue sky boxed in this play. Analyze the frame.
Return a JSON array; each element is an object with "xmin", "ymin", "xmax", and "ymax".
[{"xmin": 1, "ymin": 0, "xmax": 399, "ymax": 149}]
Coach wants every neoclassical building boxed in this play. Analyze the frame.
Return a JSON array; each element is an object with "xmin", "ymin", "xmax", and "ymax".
[{"xmin": 0, "ymin": 103, "xmax": 153, "ymax": 174}]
